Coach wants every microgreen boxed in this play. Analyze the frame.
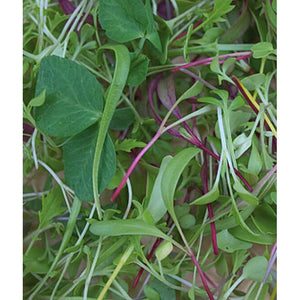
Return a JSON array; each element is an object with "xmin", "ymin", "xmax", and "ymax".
[{"xmin": 23, "ymin": 1, "xmax": 277, "ymax": 299}]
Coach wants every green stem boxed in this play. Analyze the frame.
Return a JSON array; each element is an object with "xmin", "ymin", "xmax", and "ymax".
[
  {"xmin": 28, "ymin": 197, "xmax": 82, "ymax": 300},
  {"xmin": 97, "ymin": 244, "xmax": 134, "ymax": 300}
]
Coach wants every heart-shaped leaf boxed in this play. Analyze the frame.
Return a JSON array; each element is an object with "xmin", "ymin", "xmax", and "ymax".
[
  {"xmin": 34, "ymin": 55, "xmax": 103, "ymax": 137},
  {"xmin": 63, "ymin": 123, "xmax": 116, "ymax": 201}
]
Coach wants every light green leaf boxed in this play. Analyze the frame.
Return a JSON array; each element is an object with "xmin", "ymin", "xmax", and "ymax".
[
  {"xmin": 23, "ymin": 247, "xmax": 49, "ymax": 275},
  {"xmin": 28, "ymin": 89, "xmax": 46, "ymax": 109},
  {"xmin": 199, "ymin": 27, "xmax": 224, "ymax": 44},
  {"xmin": 115, "ymin": 138, "xmax": 146, "ymax": 153},
  {"xmin": 251, "ymin": 203, "xmax": 276, "ymax": 234},
  {"xmin": 127, "ymin": 54, "xmax": 149, "ymax": 87},
  {"xmin": 155, "ymin": 240, "xmax": 173, "ymax": 261},
  {"xmin": 179, "ymin": 214, "xmax": 196, "ymax": 229},
  {"xmin": 251, "ymin": 42, "xmax": 275, "ymax": 59},
  {"xmin": 38, "ymin": 185, "xmax": 66, "ymax": 229},
  {"xmin": 241, "ymin": 74, "xmax": 266, "ymax": 91},
  {"xmin": 243, "ymin": 256, "xmax": 268, "ymax": 281},
  {"xmin": 90, "ymin": 219, "xmax": 175, "ymax": 245},
  {"xmin": 204, "ymin": 0, "xmax": 235, "ymax": 25},
  {"xmin": 216, "ymin": 229, "xmax": 252, "ymax": 253},
  {"xmin": 147, "ymin": 156, "xmax": 172, "ymax": 223},
  {"xmin": 98, "ymin": 0, "xmax": 148, "ymax": 43},
  {"xmin": 63, "ymin": 124, "xmax": 116, "ymax": 201},
  {"xmin": 149, "ymin": 278, "xmax": 176, "ymax": 300},
  {"xmin": 233, "ymin": 181, "xmax": 259, "ymax": 205},
  {"xmin": 161, "ymin": 148, "xmax": 201, "ymax": 218},
  {"xmin": 190, "ymin": 184, "xmax": 219, "ymax": 205},
  {"xmin": 144, "ymin": 285, "xmax": 160, "ymax": 300},
  {"xmin": 34, "ymin": 55, "xmax": 103, "ymax": 137},
  {"xmin": 210, "ymin": 56, "xmax": 221, "ymax": 74},
  {"xmin": 198, "ymin": 96, "xmax": 223, "ymax": 107},
  {"xmin": 248, "ymin": 142, "xmax": 262, "ymax": 175}
]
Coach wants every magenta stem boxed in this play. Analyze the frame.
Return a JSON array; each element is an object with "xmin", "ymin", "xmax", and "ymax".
[
  {"xmin": 172, "ymin": 52, "xmax": 252, "ymax": 72},
  {"xmin": 190, "ymin": 254, "xmax": 215, "ymax": 300},
  {"xmin": 111, "ymin": 131, "xmax": 162, "ymax": 201}
]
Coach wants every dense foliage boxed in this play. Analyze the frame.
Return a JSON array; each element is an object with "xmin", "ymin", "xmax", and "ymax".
[{"xmin": 23, "ymin": 0, "xmax": 277, "ymax": 299}]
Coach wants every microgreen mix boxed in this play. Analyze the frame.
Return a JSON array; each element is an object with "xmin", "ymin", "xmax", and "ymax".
[{"xmin": 23, "ymin": 0, "xmax": 277, "ymax": 299}]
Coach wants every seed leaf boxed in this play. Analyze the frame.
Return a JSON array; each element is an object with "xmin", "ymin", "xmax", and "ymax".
[{"xmin": 34, "ymin": 55, "xmax": 103, "ymax": 137}]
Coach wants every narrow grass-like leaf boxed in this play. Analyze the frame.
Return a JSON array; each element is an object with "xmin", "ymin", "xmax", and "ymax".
[{"xmin": 190, "ymin": 184, "xmax": 219, "ymax": 205}]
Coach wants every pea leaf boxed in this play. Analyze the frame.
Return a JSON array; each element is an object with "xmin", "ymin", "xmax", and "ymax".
[
  {"xmin": 127, "ymin": 54, "xmax": 149, "ymax": 87},
  {"xmin": 34, "ymin": 55, "xmax": 103, "ymax": 137},
  {"xmin": 63, "ymin": 123, "xmax": 116, "ymax": 201},
  {"xmin": 147, "ymin": 156, "xmax": 172, "ymax": 223},
  {"xmin": 99, "ymin": 0, "xmax": 148, "ymax": 43},
  {"xmin": 109, "ymin": 107, "xmax": 135, "ymax": 130},
  {"xmin": 203, "ymin": 0, "xmax": 235, "ymax": 25},
  {"xmin": 216, "ymin": 229, "xmax": 252, "ymax": 253},
  {"xmin": 38, "ymin": 185, "xmax": 66, "ymax": 229}
]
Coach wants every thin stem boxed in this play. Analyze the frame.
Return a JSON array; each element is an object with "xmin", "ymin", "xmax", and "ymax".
[{"xmin": 97, "ymin": 244, "xmax": 134, "ymax": 300}]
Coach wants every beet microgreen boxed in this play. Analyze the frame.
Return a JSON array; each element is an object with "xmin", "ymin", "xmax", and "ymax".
[{"xmin": 23, "ymin": 1, "xmax": 277, "ymax": 299}]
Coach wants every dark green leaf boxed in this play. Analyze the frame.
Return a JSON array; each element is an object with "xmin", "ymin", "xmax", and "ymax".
[
  {"xmin": 109, "ymin": 107, "xmax": 135, "ymax": 130},
  {"xmin": 24, "ymin": 247, "xmax": 49, "ymax": 275},
  {"xmin": 199, "ymin": 27, "xmax": 224, "ymax": 44},
  {"xmin": 149, "ymin": 278, "xmax": 176, "ymax": 300},
  {"xmin": 38, "ymin": 185, "xmax": 66, "ymax": 229},
  {"xmin": 144, "ymin": 285, "xmax": 160, "ymax": 300},
  {"xmin": 99, "ymin": 0, "xmax": 148, "ymax": 43},
  {"xmin": 34, "ymin": 55, "xmax": 103, "ymax": 137},
  {"xmin": 63, "ymin": 123, "xmax": 116, "ymax": 201},
  {"xmin": 251, "ymin": 203, "xmax": 276, "ymax": 234},
  {"xmin": 127, "ymin": 54, "xmax": 149, "ymax": 87},
  {"xmin": 179, "ymin": 214, "xmax": 196, "ymax": 229}
]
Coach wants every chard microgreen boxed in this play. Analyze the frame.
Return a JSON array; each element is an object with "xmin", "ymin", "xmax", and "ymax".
[{"xmin": 23, "ymin": 1, "xmax": 277, "ymax": 299}]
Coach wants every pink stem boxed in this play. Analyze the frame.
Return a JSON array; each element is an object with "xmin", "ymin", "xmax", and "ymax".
[
  {"xmin": 111, "ymin": 131, "xmax": 161, "ymax": 201},
  {"xmin": 190, "ymin": 254, "xmax": 215, "ymax": 300},
  {"xmin": 173, "ymin": 19, "xmax": 203, "ymax": 41},
  {"xmin": 172, "ymin": 52, "xmax": 252, "ymax": 72}
]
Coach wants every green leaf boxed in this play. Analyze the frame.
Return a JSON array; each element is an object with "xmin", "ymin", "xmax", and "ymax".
[
  {"xmin": 23, "ymin": 247, "xmax": 49, "ymax": 275},
  {"xmin": 149, "ymin": 278, "xmax": 176, "ymax": 300},
  {"xmin": 144, "ymin": 0, "xmax": 162, "ymax": 52},
  {"xmin": 198, "ymin": 96, "xmax": 223, "ymax": 107},
  {"xmin": 127, "ymin": 54, "xmax": 149, "ymax": 87},
  {"xmin": 251, "ymin": 42, "xmax": 275, "ymax": 59},
  {"xmin": 147, "ymin": 156, "xmax": 172, "ymax": 223},
  {"xmin": 109, "ymin": 107, "xmax": 135, "ymax": 130},
  {"xmin": 34, "ymin": 55, "xmax": 103, "ymax": 137},
  {"xmin": 161, "ymin": 148, "xmax": 201, "ymax": 218},
  {"xmin": 28, "ymin": 89, "xmax": 46, "ymax": 109},
  {"xmin": 204, "ymin": 0, "xmax": 235, "ymax": 25},
  {"xmin": 266, "ymin": 0, "xmax": 276, "ymax": 28},
  {"xmin": 144, "ymin": 285, "xmax": 160, "ymax": 300},
  {"xmin": 233, "ymin": 181, "xmax": 259, "ymax": 205},
  {"xmin": 222, "ymin": 57, "xmax": 236, "ymax": 74},
  {"xmin": 220, "ymin": 8, "xmax": 251, "ymax": 43},
  {"xmin": 179, "ymin": 214, "xmax": 196, "ymax": 229},
  {"xmin": 248, "ymin": 142, "xmax": 262, "ymax": 175},
  {"xmin": 251, "ymin": 203, "xmax": 276, "ymax": 234},
  {"xmin": 155, "ymin": 240, "xmax": 173, "ymax": 261},
  {"xmin": 38, "ymin": 185, "xmax": 66, "ymax": 229},
  {"xmin": 90, "ymin": 219, "xmax": 174, "ymax": 244},
  {"xmin": 190, "ymin": 184, "xmax": 219, "ymax": 205},
  {"xmin": 115, "ymin": 138, "xmax": 146, "ymax": 153},
  {"xmin": 199, "ymin": 27, "xmax": 224, "ymax": 44},
  {"xmin": 63, "ymin": 123, "xmax": 116, "ymax": 201},
  {"xmin": 183, "ymin": 24, "xmax": 194, "ymax": 62},
  {"xmin": 99, "ymin": 0, "xmax": 148, "ymax": 43},
  {"xmin": 210, "ymin": 56, "xmax": 221, "ymax": 74},
  {"xmin": 241, "ymin": 74, "xmax": 265, "ymax": 91},
  {"xmin": 178, "ymin": 80, "xmax": 203, "ymax": 101},
  {"xmin": 242, "ymin": 256, "xmax": 268, "ymax": 281},
  {"xmin": 216, "ymin": 229, "xmax": 252, "ymax": 253}
]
